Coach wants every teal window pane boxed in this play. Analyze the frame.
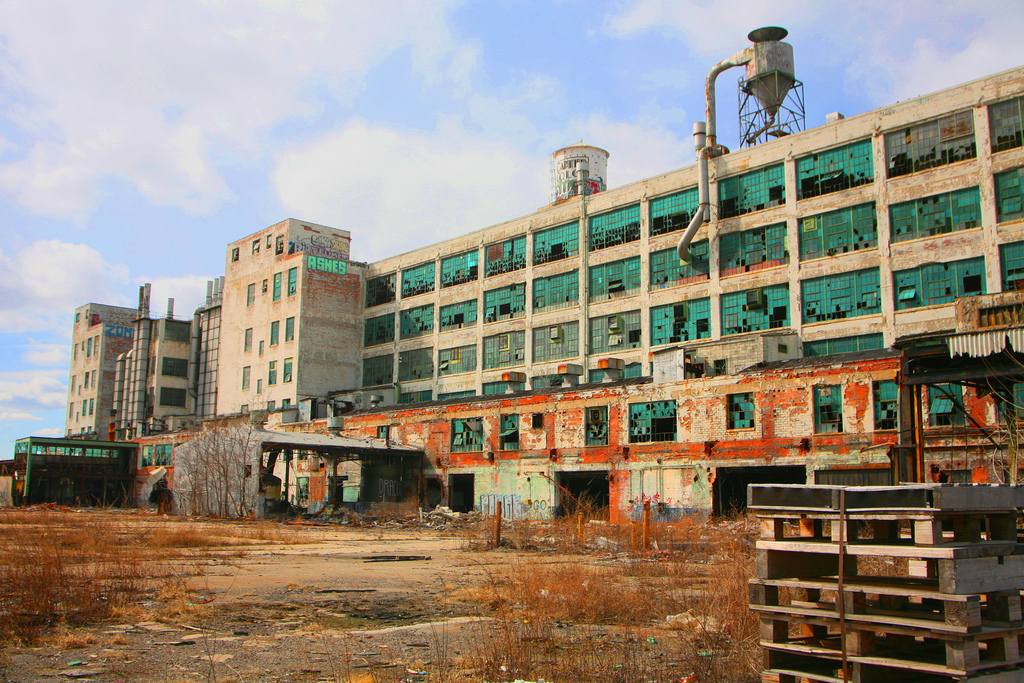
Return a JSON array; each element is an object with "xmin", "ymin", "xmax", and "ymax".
[
  {"xmin": 485, "ymin": 236, "xmax": 526, "ymax": 276},
  {"xmin": 483, "ymin": 284, "xmax": 526, "ymax": 322},
  {"xmin": 532, "ymin": 321, "xmax": 579, "ymax": 363},
  {"xmin": 366, "ymin": 273, "xmax": 396, "ymax": 307},
  {"xmin": 928, "ymin": 384, "xmax": 964, "ymax": 427},
  {"xmin": 483, "ymin": 330, "xmax": 526, "ymax": 369},
  {"xmin": 721, "ymin": 284, "xmax": 789, "ymax": 336},
  {"xmin": 533, "ymin": 222, "xmax": 579, "ymax": 264},
  {"xmin": 720, "ymin": 223, "xmax": 788, "ymax": 276},
  {"xmin": 890, "ymin": 187, "xmax": 981, "ymax": 242},
  {"xmin": 990, "ymin": 96, "xmax": 1024, "ymax": 153},
  {"xmin": 796, "ymin": 139, "xmax": 874, "ymax": 199},
  {"xmin": 727, "ymin": 393, "xmax": 755, "ymax": 430},
  {"xmin": 363, "ymin": 354, "xmax": 393, "ymax": 387},
  {"xmin": 440, "ymin": 250, "xmax": 479, "ymax": 288},
  {"xmin": 364, "ymin": 313, "xmax": 394, "ymax": 347},
  {"xmin": 589, "ymin": 256, "xmax": 641, "ymax": 302},
  {"xmin": 438, "ymin": 345, "xmax": 477, "ymax": 376},
  {"xmin": 439, "ymin": 300, "xmax": 477, "ymax": 332},
  {"xmin": 802, "ymin": 268, "xmax": 881, "ymax": 323},
  {"xmin": 873, "ymin": 380, "xmax": 898, "ymax": 430},
  {"xmin": 397, "ymin": 347, "xmax": 433, "ymax": 382},
  {"xmin": 799, "ymin": 203, "xmax": 877, "ymax": 260},
  {"xmin": 650, "ymin": 299, "xmax": 711, "ymax": 346},
  {"xmin": 894, "ymin": 257, "xmax": 985, "ymax": 309},
  {"xmin": 400, "ymin": 304, "xmax": 434, "ymax": 339},
  {"xmin": 650, "ymin": 188, "xmax": 699, "ymax": 236},
  {"xmin": 995, "ymin": 169, "xmax": 1024, "ymax": 223},
  {"xmin": 589, "ymin": 204, "xmax": 641, "ymax": 251},
  {"xmin": 590, "ymin": 310, "xmax": 642, "ymax": 354},
  {"xmin": 628, "ymin": 401, "xmax": 676, "ymax": 443},
  {"xmin": 650, "ymin": 242, "xmax": 709, "ymax": 290},
  {"xmin": 814, "ymin": 385, "xmax": 843, "ymax": 433},
  {"xmin": 401, "ymin": 262, "xmax": 436, "ymax": 298},
  {"xmin": 718, "ymin": 164, "xmax": 785, "ymax": 218},
  {"xmin": 533, "ymin": 270, "xmax": 579, "ymax": 313},
  {"xmin": 804, "ymin": 334, "xmax": 884, "ymax": 357}
]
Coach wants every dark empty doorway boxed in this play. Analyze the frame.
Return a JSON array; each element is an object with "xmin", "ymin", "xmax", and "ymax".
[
  {"xmin": 448, "ymin": 474, "xmax": 475, "ymax": 513},
  {"xmin": 556, "ymin": 470, "xmax": 610, "ymax": 519},
  {"xmin": 712, "ymin": 465, "xmax": 806, "ymax": 516}
]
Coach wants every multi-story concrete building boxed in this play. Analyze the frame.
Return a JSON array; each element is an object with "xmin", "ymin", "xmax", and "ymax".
[
  {"xmin": 358, "ymin": 65, "xmax": 1024, "ymax": 403},
  {"xmin": 217, "ymin": 218, "xmax": 364, "ymax": 415},
  {"xmin": 65, "ymin": 303, "xmax": 137, "ymax": 437}
]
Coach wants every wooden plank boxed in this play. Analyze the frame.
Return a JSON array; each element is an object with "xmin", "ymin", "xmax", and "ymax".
[
  {"xmin": 756, "ymin": 539, "xmax": 1020, "ymax": 560},
  {"xmin": 750, "ymin": 603, "xmax": 981, "ymax": 636},
  {"xmin": 939, "ymin": 557, "xmax": 1024, "ymax": 594},
  {"xmin": 946, "ymin": 640, "xmax": 981, "ymax": 672},
  {"xmin": 756, "ymin": 548, "xmax": 856, "ymax": 580},
  {"xmin": 750, "ymin": 576, "xmax": 965, "ymax": 601},
  {"xmin": 985, "ymin": 592, "xmax": 1023, "ymax": 623}
]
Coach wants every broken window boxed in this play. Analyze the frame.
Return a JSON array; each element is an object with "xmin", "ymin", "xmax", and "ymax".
[
  {"xmin": 275, "ymin": 235, "xmax": 285, "ymax": 255},
  {"xmin": 484, "ymin": 236, "xmax": 526, "ymax": 276},
  {"xmin": 252, "ymin": 239, "xmax": 260, "ymax": 255},
  {"xmin": 894, "ymin": 257, "xmax": 985, "ymax": 310},
  {"xmin": 873, "ymin": 380, "xmax": 898, "ymax": 430},
  {"xmin": 287, "ymin": 267, "xmax": 297, "ymax": 296},
  {"xmin": 720, "ymin": 284, "xmax": 789, "ymax": 336},
  {"xmin": 499, "ymin": 414, "xmax": 519, "ymax": 451},
  {"xmin": 804, "ymin": 333, "xmax": 884, "ymax": 357},
  {"xmin": 451, "ymin": 418, "xmax": 483, "ymax": 452},
  {"xmin": 231, "ymin": 247, "xmax": 239, "ymax": 262},
  {"xmin": 362, "ymin": 354, "xmax": 394, "ymax": 387},
  {"xmin": 796, "ymin": 138, "xmax": 874, "ymax": 199},
  {"xmin": 483, "ymin": 283, "xmax": 526, "ymax": 322},
  {"xmin": 813, "ymin": 385, "xmax": 843, "ymax": 434},
  {"xmin": 268, "ymin": 360, "xmax": 277, "ymax": 385},
  {"xmin": 283, "ymin": 357, "xmax": 292, "ymax": 383},
  {"xmin": 365, "ymin": 273, "xmax": 397, "ymax": 308},
  {"xmin": 401, "ymin": 262, "xmax": 435, "ymax": 298},
  {"xmin": 162, "ymin": 357, "xmax": 188, "ymax": 377},
  {"xmin": 364, "ymin": 312, "xmax": 395, "ymax": 347},
  {"xmin": 727, "ymin": 393, "xmax": 755, "ymax": 430},
  {"xmin": 400, "ymin": 304, "xmax": 434, "ymax": 339},
  {"xmin": 995, "ymin": 168, "xmax": 1024, "ymax": 223},
  {"xmin": 285, "ymin": 317, "xmax": 295, "ymax": 342},
  {"xmin": 928, "ymin": 384, "xmax": 965, "ymax": 427},
  {"xmin": 483, "ymin": 330, "xmax": 525, "ymax": 369},
  {"xmin": 719, "ymin": 223, "xmax": 788, "ymax": 276},
  {"xmin": 885, "ymin": 110, "xmax": 976, "ymax": 178},
  {"xmin": 650, "ymin": 187, "xmax": 699, "ymax": 236},
  {"xmin": 585, "ymin": 406, "xmax": 609, "ymax": 446},
  {"xmin": 440, "ymin": 249, "xmax": 479, "ymax": 288},
  {"xmin": 990, "ymin": 96, "xmax": 1024, "ymax": 153},
  {"xmin": 1002, "ymin": 241, "xmax": 1024, "ymax": 290},
  {"xmin": 438, "ymin": 390, "xmax": 476, "ymax": 400},
  {"xmin": 439, "ymin": 299, "xmax": 478, "ymax": 331},
  {"xmin": 438, "ymin": 344, "xmax": 477, "ymax": 376},
  {"xmin": 589, "ymin": 204, "xmax": 641, "ymax": 251},
  {"xmin": 718, "ymin": 164, "xmax": 785, "ymax": 219},
  {"xmin": 533, "ymin": 269, "xmax": 579, "ymax": 312},
  {"xmin": 649, "ymin": 242, "xmax": 709, "ymax": 290},
  {"xmin": 890, "ymin": 187, "xmax": 981, "ymax": 242},
  {"xmin": 533, "ymin": 221, "xmax": 579, "ymax": 265},
  {"xmin": 799, "ymin": 202, "xmax": 877, "ymax": 260},
  {"xmin": 589, "ymin": 309, "xmax": 642, "ymax": 354},
  {"xmin": 482, "ymin": 381, "xmax": 510, "ymax": 395},
  {"xmin": 589, "ymin": 256, "xmax": 641, "ymax": 302},
  {"xmin": 801, "ymin": 267, "xmax": 881, "ymax": 323},
  {"xmin": 713, "ymin": 359, "xmax": 728, "ymax": 376},
  {"xmin": 532, "ymin": 322, "xmax": 579, "ymax": 363},
  {"xmin": 399, "ymin": 389, "xmax": 432, "ymax": 404},
  {"xmin": 628, "ymin": 400, "xmax": 676, "ymax": 443},
  {"xmin": 650, "ymin": 299, "xmax": 711, "ymax": 346}
]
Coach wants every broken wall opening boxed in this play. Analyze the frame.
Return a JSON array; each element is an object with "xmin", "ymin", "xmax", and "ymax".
[
  {"xmin": 448, "ymin": 473, "xmax": 474, "ymax": 513},
  {"xmin": 712, "ymin": 465, "xmax": 805, "ymax": 516},
  {"xmin": 556, "ymin": 470, "xmax": 610, "ymax": 519}
]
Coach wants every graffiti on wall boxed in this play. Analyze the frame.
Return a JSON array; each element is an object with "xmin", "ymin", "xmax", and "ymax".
[
  {"xmin": 306, "ymin": 255, "xmax": 348, "ymax": 275},
  {"xmin": 290, "ymin": 233, "xmax": 349, "ymax": 261},
  {"xmin": 478, "ymin": 494, "xmax": 552, "ymax": 520},
  {"xmin": 104, "ymin": 324, "xmax": 134, "ymax": 339}
]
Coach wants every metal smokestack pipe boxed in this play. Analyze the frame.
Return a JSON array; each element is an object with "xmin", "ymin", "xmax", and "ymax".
[
  {"xmin": 205, "ymin": 280, "xmax": 213, "ymax": 307},
  {"xmin": 166, "ymin": 298, "xmax": 174, "ymax": 319}
]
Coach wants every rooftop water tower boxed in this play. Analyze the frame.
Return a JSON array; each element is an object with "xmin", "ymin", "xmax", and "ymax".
[
  {"xmin": 738, "ymin": 27, "xmax": 804, "ymax": 147},
  {"xmin": 551, "ymin": 142, "xmax": 609, "ymax": 202}
]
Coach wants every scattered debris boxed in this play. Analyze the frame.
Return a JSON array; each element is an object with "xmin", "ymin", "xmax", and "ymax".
[{"xmin": 362, "ymin": 555, "xmax": 431, "ymax": 563}]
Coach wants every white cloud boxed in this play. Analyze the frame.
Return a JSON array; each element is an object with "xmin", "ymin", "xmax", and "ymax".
[
  {"xmin": 23, "ymin": 342, "xmax": 69, "ymax": 367},
  {"xmin": 0, "ymin": 240, "xmax": 130, "ymax": 333},
  {"xmin": 0, "ymin": 411, "xmax": 41, "ymax": 422},
  {"xmin": 0, "ymin": 370, "xmax": 67, "ymax": 415},
  {"xmin": 35, "ymin": 427, "xmax": 64, "ymax": 436},
  {"xmin": 0, "ymin": 0, "xmax": 465, "ymax": 219},
  {"xmin": 271, "ymin": 119, "xmax": 549, "ymax": 262}
]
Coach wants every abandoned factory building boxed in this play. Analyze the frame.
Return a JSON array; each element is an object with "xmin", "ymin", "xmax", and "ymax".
[{"xmin": 56, "ymin": 40, "xmax": 1024, "ymax": 517}]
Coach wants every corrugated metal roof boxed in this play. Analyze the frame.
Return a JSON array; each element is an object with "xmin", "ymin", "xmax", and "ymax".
[
  {"xmin": 257, "ymin": 429, "xmax": 420, "ymax": 453},
  {"xmin": 947, "ymin": 328, "xmax": 1024, "ymax": 358}
]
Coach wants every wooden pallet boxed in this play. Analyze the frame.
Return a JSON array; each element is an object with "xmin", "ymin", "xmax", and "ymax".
[{"xmin": 749, "ymin": 484, "xmax": 1024, "ymax": 683}]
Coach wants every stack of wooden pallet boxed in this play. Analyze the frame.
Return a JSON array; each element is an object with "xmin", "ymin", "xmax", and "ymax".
[{"xmin": 748, "ymin": 484, "xmax": 1024, "ymax": 683}]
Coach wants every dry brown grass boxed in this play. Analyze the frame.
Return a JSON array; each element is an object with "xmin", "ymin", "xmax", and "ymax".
[
  {"xmin": 466, "ymin": 513, "xmax": 761, "ymax": 683},
  {"xmin": 0, "ymin": 509, "xmax": 315, "ymax": 644}
]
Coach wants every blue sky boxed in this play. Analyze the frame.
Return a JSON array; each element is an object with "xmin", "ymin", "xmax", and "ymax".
[{"xmin": 1, "ymin": 0, "xmax": 1022, "ymax": 448}]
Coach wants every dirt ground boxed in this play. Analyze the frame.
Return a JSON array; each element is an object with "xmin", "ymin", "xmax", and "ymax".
[
  {"xmin": 0, "ymin": 513, "xmax": 755, "ymax": 683},
  {"xmin": 1, "ymin": 525, "xmax": 508, "ymax": 682}
]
